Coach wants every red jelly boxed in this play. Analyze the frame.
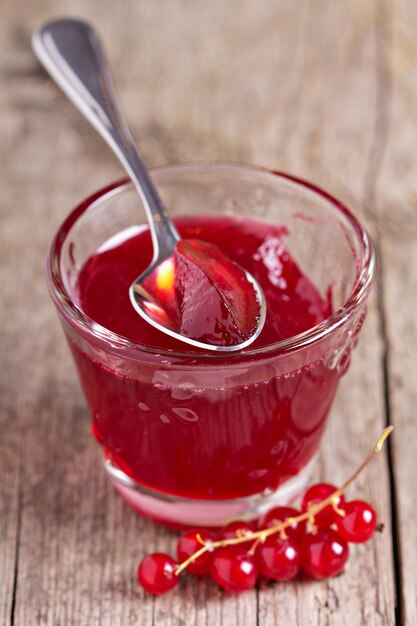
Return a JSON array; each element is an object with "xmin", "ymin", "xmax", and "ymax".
[
  {"xmin": 174, "ymin": 238, "xmax": 261, "ymax": 346},
  {"xmin": 71, "ymin": 215, "xmax": 338, "ymax": 500}
]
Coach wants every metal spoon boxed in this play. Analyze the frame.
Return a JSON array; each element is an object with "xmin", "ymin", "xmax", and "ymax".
[{"xmin": 32, "ymin": 18, "xmax": 266, "ymax": 351}]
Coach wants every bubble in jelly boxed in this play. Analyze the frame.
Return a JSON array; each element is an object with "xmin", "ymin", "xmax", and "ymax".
[
  {"xmin": 138, "ymin": 402, "xmax": 150, "ymax": 412},
  {"xmin": 172, "ymin": 407, "xmax": 199, "ymax": 423},
  {"xmin": 171, "ymin": 383, "xmax": 195, "ymax": 401},
  {"xmin": 249, "ymin": 468, "xmax": 269, "ymax": 479}
]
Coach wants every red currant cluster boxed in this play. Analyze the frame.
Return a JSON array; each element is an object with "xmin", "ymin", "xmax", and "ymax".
[
  {"xmin": 137, "ymin": 426, "xmax": 393, "ymax": 596},
  {"xmin": 137, "ymin": 482, "xmax": 378, "ymax": 595}
]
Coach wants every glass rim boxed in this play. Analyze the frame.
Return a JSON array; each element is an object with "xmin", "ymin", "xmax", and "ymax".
[{"xmin": 46, "ymin": 161, "xmax": 376, "ymax": 360}]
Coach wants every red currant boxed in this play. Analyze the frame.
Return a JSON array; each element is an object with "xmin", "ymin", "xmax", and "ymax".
[
  {"xmin": 177, "ymin": 529, "xmax": 216, "ymax": 575},
  {"xmin": 262, "ymin": 506, "xmax": 307, "ymax": 542},
  {"xmin": 336, "ymin": 500, "xmax": 377, "ymax": 543},
  {"xmin": 222, "ymin": 520, "xmax": 256, "ymax": 540},
  {"xmin": 257, "ymin": 536, "xmax": 300, "ymax": 581},
  {"xmin": 210, "ymin": 547, "xmax": 258, "ymax": 593},
  {"xmin": 301, "ymin": 529, "xmax": 349, "ymax": 579},
  {"xmin": 301, "ymin": 483, "xmax": 346, "ymax": 527},
  {"xmin": 138, "ymin": 553, "xmax": 178, "ymax": 595}
]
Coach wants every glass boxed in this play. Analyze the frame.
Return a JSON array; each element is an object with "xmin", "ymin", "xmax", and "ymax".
[{"xmin": 46, "ymin": 163, "xmax": 375, "ymax": 527}]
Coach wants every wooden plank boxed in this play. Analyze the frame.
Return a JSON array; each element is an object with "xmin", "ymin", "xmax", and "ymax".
[
  {"xmin": 0, "ymin": 368, "xmax": 20, "ymax": 626},
  {"xmin": 0, "ymin": 0, "xmax": 398, "ymax": 624},
  {"xmin": 376, "ymin": 1, "xmax": 417, "ymax": 624}
]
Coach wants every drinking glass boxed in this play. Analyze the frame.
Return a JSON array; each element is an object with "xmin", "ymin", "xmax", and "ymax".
[{"xmin": 46, "ymin": 163, "xmax": 375, "ymax": 527}]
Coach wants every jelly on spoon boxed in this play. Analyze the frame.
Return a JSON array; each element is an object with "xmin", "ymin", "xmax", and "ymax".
[
  {"xmin": 32, "ymin": 18, "xmax": 266, "ymax": 351},
  {"xmin": 135, "ymin": 239, "xmax": 264, "ymax": 349},
  {"xmin": 175, "ymin": 240, "xmax": 262, "ymax": 347}
]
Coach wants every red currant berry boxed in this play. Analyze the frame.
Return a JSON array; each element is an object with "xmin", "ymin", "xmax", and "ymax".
[
  {"xmin": 301, "ymin": 529, "xmax": 349, "ymax": 579},
  {"xmin": 262, "ymin": 506, "xmax": 307, "ymax": 542},
  {"xmin": 177, "ymin": 529, "xmax": 216, "ymax": 575},
  {"xmin": 301, "ymin": 483, "xmax": 346, "ymax": 527},
  {"xmin": 336, "ymin": 500, "xmax": 377, "ymax": 543},
  {"xmin": 138, "ymin": 553, "xmax": 178, "ymax": 595},
  {"xmin": 222, "ymin": 520, "xmax": 256, "ymax": 540},
  {"xmin": 210, "ymin": 547, "xmax": 258, "ymax": 593},
  {"xmin": 257, "ymin": 536, "xmax": 300, "ymax": 581}
]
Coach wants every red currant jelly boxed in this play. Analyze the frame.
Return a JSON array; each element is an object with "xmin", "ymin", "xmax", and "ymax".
[
  {"xmin": 71, "ymin": 215, "xmax": 340, "ymax": 502},
  {"xmin": 174, "ymin": 238, "xmax": 261, "ymax": 346}
]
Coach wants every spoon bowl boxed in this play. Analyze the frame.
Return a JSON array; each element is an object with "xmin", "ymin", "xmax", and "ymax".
[
  {"xmin": 130, "ymin": 254, "xmax": 267, "ymax": 352},
  {"xmin": 33, "ymin": 18, "xmax": 266, "ymax": 351}
]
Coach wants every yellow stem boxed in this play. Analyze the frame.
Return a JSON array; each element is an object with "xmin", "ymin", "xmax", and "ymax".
[{"xmin": 174, "ymin": 426, "xmax": 393, "ymax": 576}]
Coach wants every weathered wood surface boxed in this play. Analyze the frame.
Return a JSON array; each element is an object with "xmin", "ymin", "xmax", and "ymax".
[{"xmin": 1, "ymin": 0, "xmax": 415, "ymax": 623}]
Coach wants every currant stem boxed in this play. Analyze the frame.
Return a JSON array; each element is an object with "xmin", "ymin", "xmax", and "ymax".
[{"xmin": 174, "ymin": 425, "xmax": 393, "ymax": 576}]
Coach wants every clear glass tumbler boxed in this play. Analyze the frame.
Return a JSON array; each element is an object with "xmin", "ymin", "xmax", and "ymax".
[{"xmin": 46, "ymin": 163, "xmax": 375, "ymax": 527}]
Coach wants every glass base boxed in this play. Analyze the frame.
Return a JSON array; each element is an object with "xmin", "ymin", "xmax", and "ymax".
[{"xmin": 104, "ymin": 454, "xmax": 318, "ymax": 528}]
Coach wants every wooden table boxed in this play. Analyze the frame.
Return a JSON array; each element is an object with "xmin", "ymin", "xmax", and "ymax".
[{"xmin": 1, "ymin": 1, "xmax": 416, "ymax": 624}]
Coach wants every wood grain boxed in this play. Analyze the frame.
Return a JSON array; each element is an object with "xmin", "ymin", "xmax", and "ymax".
[
  {"xmin": 376, "ymin": 1, "xmax": 417, "ymax": 624},
  {"xmin": 0, "ymin": 0, "xmax": 411, "ymax": 623}
]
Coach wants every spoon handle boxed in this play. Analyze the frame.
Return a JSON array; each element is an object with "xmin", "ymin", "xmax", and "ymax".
[{"xmin": 32, "ymin": 18, "xmax": 180, "ymax": 260}]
